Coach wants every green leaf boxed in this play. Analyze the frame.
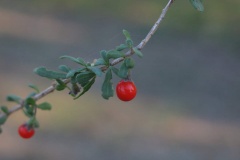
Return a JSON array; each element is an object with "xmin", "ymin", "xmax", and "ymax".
[
  {"xmin": 23, "ymin": 98, "xmax": 37, "ymax": 117},
  {"xmin": 87, "ymin": 66, "xmax": 103, "ymax": 77},
  {"xmin": 118, "ymin": 61, "xmax": 129, "ymax": 79},
  {"xmin": 60, "ymin": 55, "xmax": 87, "ymax": 66},
  {"xmin": 55, "ymin": 79, "xmax": 66, "ymax": 91},
  {"xmin": 66, "ymin": 68, "xmax": 85, "ymax": 78},
  {"xmin": 101, "ymin": 69, "xmax": 114, "ymax": 100},
  {"xmin": 133, "ymin": 47, "xmax": 143, "ymax": 58},
  {"xmin": 123, "ymin": 29, "xmax": 132, "ymax": 40},
  {"xmin": 1, "ymin": 106, "xmax": 9, "ymax": 115},
  {"xmin": 110, "ymin": 66, "xmax": 119, "ymax": 76},
  {"xmin": 0, "ymin": 115, "xmax": 7, "ymax": 125},
  {"xmin": 56, "ymin": 85, "xmax": 65, "ymax": 91},
  {"xmin": 58, "ymin": 65, "xmax": 71, "ymax": 73},
  {"xmin": 126, "ymin": 39, "xmax": 133, "ymax": 48},
  {"xmin": 27, "ymin": 92, "xmax": 37, "ymax": 99},
  {"xmin": 117, "ymin": 58, "xmax": 133, "ymax": 78},
  {"xmin": 6, "ymin": 94, "xmax": 21, "ymax": 104},
  {"xmin": 94, "ymin": 58, "xmax": 106, "ymax": 66},
  {"xmin": 125, "ymin": 58, "xmax": 135, "ymax": 69},
  {"xmin": 70, "ymin": 75, "xmax": 77, "ymax": 84},
  {"xmin": 0, "ymin": 127, "xmax": 2, "ymax": 134},
  {"xmin": 28, "ymin": 117, "xmax": 40, "ymax": 128},
  {"xmin": 66, "ymin": 69, "xmax": 77, "ymax": 78},
  {"xmin": 76, "ymin": 72, "xmax": 95, "ymax": 87},
  {"xmin": 56, "ymin": 79, "xmax": 66, "ymax": 86},
  {"xmin": 100, "ymin": 50, "xmax": 109, "ymax": 64},
  {"xmin": 116, "ymin": 44, "xmax": 128, "ymax": 51},
  {"xmin": 28, "ymin": 84, "xmax": 40, "ymax": 93},
  {"xmin": 26, "ymin": 97, "xmax": 36, "ymax": 105},
  {"xmin": 123, "ymin": 30, "xmax": 133, "ymax": 48},
  {"xmin": 189, "ymin": 0, "xmax": 204, "ymax": 12},
  {"xmin": 34, "ymin": 67, "xmax": 66, "ymax": 79},
  {"xmin": 74, "ymin": 77, "xmax": 96, "ymax": 99},
  {"xmin": 37, "ymin": 102, "xmax": 52, "ymax": 110},
  {"xmin": 107, "ymin": 50, "xmax": 125, "ymax": 59},
  {"xmin": 23, "ymin": 104, "xmax": 34, "ymax": 117},
  {"xmin": 77, "ymin": 57, "xmax": 87, "ymax": 66}
]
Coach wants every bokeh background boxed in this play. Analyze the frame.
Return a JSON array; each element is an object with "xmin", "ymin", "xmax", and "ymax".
[{"xmin": 0, "ymin": 0, "xmax": 240, "ymax": 159}]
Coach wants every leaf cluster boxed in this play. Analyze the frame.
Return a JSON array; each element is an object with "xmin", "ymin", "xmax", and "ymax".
[
  {"xmin": 34, "ymin": 30, "xmax": 143, "ymax": 100},
  {"xmin": 0, "ymin": 84, "xmax": 52, "ymax": 134}
]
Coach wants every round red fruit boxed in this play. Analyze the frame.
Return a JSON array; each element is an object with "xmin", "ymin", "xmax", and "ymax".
[
  {"xmin": 116, "ymin": 80, "xmax": 137, "ymax": 101},
  {"xmin": 18, "ymin": 124, "xmax": 35, "ymax": 139}
]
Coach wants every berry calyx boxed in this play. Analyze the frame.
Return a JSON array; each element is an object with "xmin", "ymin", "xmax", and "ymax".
[
  {"xmin": 18, "ymin": 124, "xmax": 35, "ymax": 139},
  {"xmin": 116, "ymin": 80, "xmax": 137, "ymax": 101}
]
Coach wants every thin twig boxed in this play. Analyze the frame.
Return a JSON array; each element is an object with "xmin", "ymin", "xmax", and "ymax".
[
  {"xmin": 137, "ymin": 0, "xmax": 174, "ymax": 50},
  {"xmin": 2, "ymin": 79, "xmax": 71, "ymax": 117},
  {"xmin": 110, "ymin": 0, "xmax": 174, "ymax": 65},
  {"xmin": 0, "ymin": 0, "xmax": 175, "ymax": 119}
]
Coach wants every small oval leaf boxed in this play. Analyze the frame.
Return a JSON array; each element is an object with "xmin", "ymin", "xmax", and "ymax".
[
  {"xmin": 123, "ymin": 30, "xmax": 132, "ymax": 40},
  {"xmin": 110, "ymin": 66, "xmax": 119, "ymax": 76},
  {"xmin": 60, "ymin": 55, "xmax": 87, "ymax": 66},
  {"xmin": 55, "ymin": 79, "xmax": 66, "ymax": 91},
  {"xmin": 37, "ymin": 102, "xmax": 52, "ymax": 110},
  {"xmin": 28, "ymin": 117, "xmax": 40, "ymax": 128},
  {"xmin": 26, "ymin": 97, "xmax": 36, "ymax": 105},
  {"xmin": 28, "ymin": 84, "xmax": 40, "ymax": 93},
  {"xmin": 100, "ymin": 50, "xmax": 109, "ymax": 64},
  {"xmin": 59, "ymin": 65, "xmax": 71, "ymax": 73},
  {"xmin": 101, "ymin": 69, "xmax": 114, "ymax": 100},
  {"xmin": 66, "ymin": 70, "xmax": 77, "ymax": 78},
  {"xmin": 56, "ymin": 85, "xmax": 66, "ymax": 91},
  {"xmin": 34, "ymin": 67, "xmax": 66, "ymax": 79},
  {"xmin": 87, "ymin": 66, "xmax": 103, "ymax": 77},
  {"xmin": 74, "ymin": 77, "xmax": 96, "ymax": 99},
  {"xmin": 77, "ymin": 57, "xmax": 87, "ymax": 66},
  {"xmin": 76, "ymin": 72, "xmax": 95, "ymax": 87},
  {"xmin": 27, "ymin": 92, "xmax": 37, "ymax": 99},
  {"xmin": 125, "ymin": 58, "xmax": 135, "ymax": 69},
  {"xmin": 23, "ymin": 104, "xmax": 34, "ymax": 117},
  {"xmin": 94, "ymin": 58, "xmax": 106, "ymax": 66},
  {"xmin": 107, "ymin": 50, "xmax": 125, "ymax": 59},
  {"xmin": 116, "ymin": 44, "xmax": 128, "ymax": 51},
  {"xmin": 6, "ymin": 95, "xmax": 21, "ymax": 104},
  {"xmin": 126, "ymin": 39, "xmax": 133, "ymax": 48},
  {"xmin": 56, "ymin": 79, "xmax": 66, "ymax": 86},
  {"xmin": 1, "ymin": 106, "xmax": 9, "ymax": 115},
  {"xmin": 189, "ymin": 0, "xmax": 204, "ymax": 12},
  {"xmin": 118, "ymin": 62, "xmax": 129, "ymax": 79},
  {"xmin": 0, "ymin": 115, "xmax": 7, "ymax": 125},
  {"xmin": 133, "ymin": 48, "xmax": 143, "ymax": 58}
]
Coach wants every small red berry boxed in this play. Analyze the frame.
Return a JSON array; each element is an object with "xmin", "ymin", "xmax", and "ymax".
[
  {"xmin": 116, "ymin": 80, "xmax": 137, "ymax": 101},
  {"xmin": 18, "ymin": 124, "xmax": 35, "ymax": 139}
]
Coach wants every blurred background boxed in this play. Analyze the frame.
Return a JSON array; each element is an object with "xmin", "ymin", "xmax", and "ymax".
[{"xmin": 0, "ymin": 0, "xmax": 240, "ymax": 159}]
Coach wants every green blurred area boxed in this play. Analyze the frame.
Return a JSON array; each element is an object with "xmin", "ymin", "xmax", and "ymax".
[
  {"xmin": 0, "ymin": 0, "xmax": 239, "ymax": 33},
  {"xmin": 0, "ymin": 0, "xmax": 240, "ymax": 160}
]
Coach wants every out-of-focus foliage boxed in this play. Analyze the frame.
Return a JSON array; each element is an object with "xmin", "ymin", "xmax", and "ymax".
[{"xmin": 0, "ymin": 0, "xmax": 239, "ymax": 33}]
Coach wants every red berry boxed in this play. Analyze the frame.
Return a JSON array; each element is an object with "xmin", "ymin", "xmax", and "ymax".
[
  {"xmin": 18, "ymin": 124, "xmax": 35, "ymax": 139},
  {"xmin": 116, "ymin": 80, "xmax": 137, "ymax": 101}
]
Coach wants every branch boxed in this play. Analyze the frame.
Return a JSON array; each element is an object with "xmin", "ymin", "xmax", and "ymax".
[
  {"xmin": 137, "ymin": 0, "xmax": 175, "ymax": 50},
  {"xmin": 0, "ymin": 0, "xmax": 175, "ymax": 119}
]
